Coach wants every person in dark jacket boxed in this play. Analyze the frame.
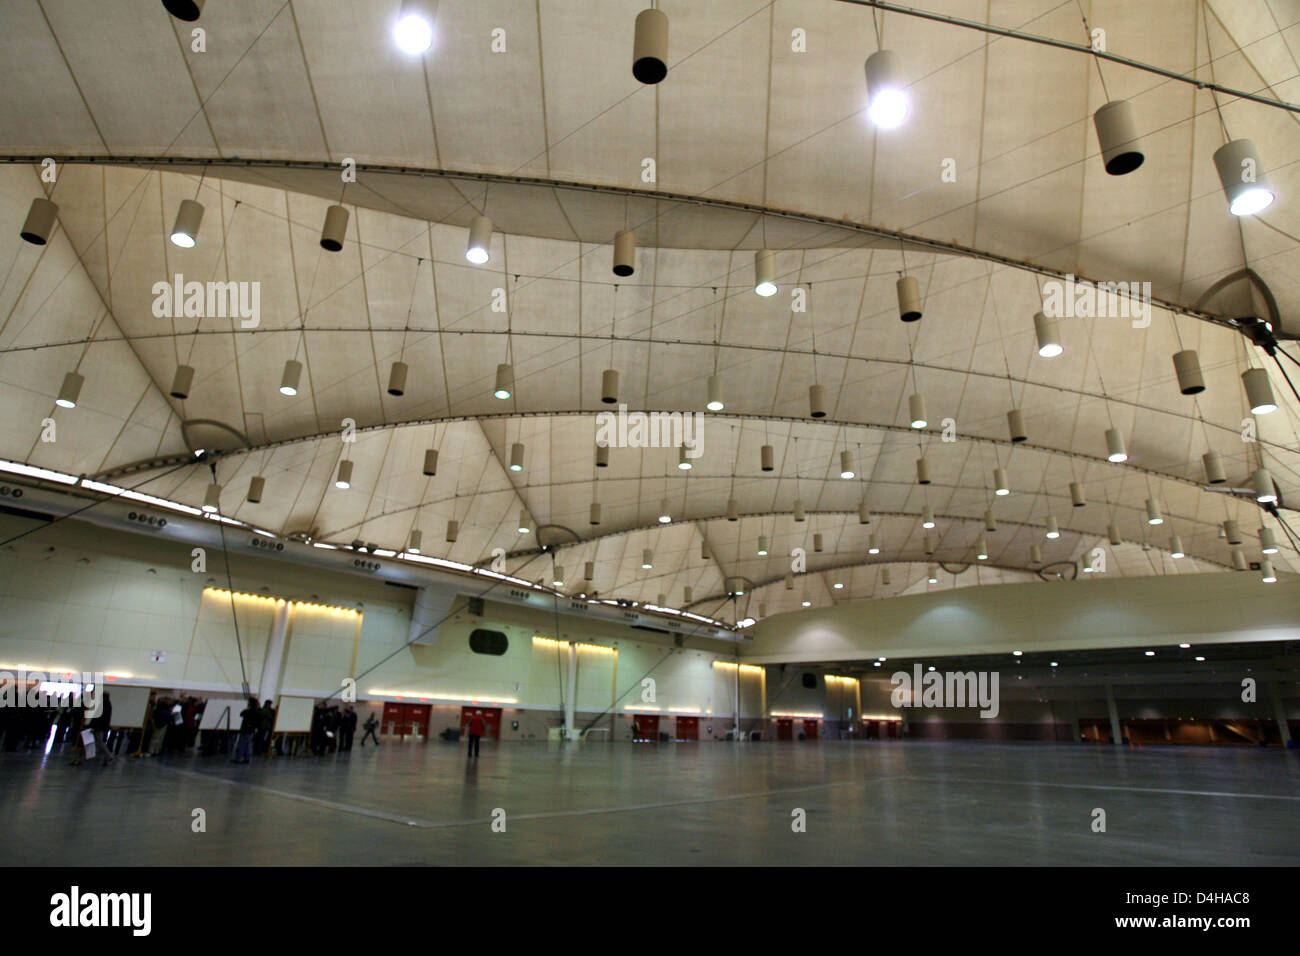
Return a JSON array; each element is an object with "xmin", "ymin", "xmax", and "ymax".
[
  {"xmin": 360, "ymin": 712, "xmax": 380, "ymax": 747},
  {"xmin": 232, "ymin": 696, "xmax": 259, "ymax": 763},
  {"xmin": 310, "ymin": 701, "xmax": 327, "ymax": 755},
  {"xmin": 86, "ymin": 692, "xmax": 113, "ymax": 766},
  {"xmin": 257, "ymin": 699, "xmax": 276, "ymax": 756},
  {"xmin": 340, "ymin": 705, "xmax": 357, "ymax": 751}
]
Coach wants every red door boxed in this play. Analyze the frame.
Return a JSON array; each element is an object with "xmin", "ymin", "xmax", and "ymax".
[
  {"xmin": 382, "ymin": 702, "xmax": 407, "ymax": 736},
  {"xmin": 406, "ymin": 704, "xmax": 430, "ymax": 738},
  {"xmin": 802, "ymin": 719, "xmax": 819, "ymax": 740},
  {"xmin": 631, "ymin": 714, "xmax": 659, "ymax": 741},
  {"xmin": 460, "ymin": 706, "xmax": 502, "ymax": 739},
  {"xmin": 776, "ymin": 718, "xmax": 793, "ymax": 740},
  {"xmin": 675, "ymin": 716, "xmax": 699, "ymax": 741}
]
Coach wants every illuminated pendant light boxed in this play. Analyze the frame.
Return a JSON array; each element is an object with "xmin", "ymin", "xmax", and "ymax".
[
  {"xmin": 757, "ymin": 535, "xmax": 769, "ymax": 556},
  {"xmin": 596, "ymin": 444, "xmax": 609, "ymax": 468},
  {"xmin": 1172, "ymin": 350, "xmax": 1204, "ymax": 395},
  {"xmin": 809, "ymin": 384, "xmax": 827, "ymax": 419},
  {"xmin": 201, "ymin": 483, "xmax": 221, "ymax": 513},
  {"xmin": 466, "ymin": 215, "xmax": 492, "ymax": 264},
  {"xmin": 1093, "ymin": 100, "xmax": 1145, "ymax": 175},
  {"xmin": 678, "ymin": 446, "xmax": 692, "ymax": 470},
  {"xmin": 1107, "ymin": 522, "xmax": 1122, "ymax": 546},
  {"xmin": 387, "ymin": 361, "xmax": 409, "ymax": 397},
  {"xmin": 1069, "ymin": 482, "xmax": 1086, "ymax": 508},
  {"xmin": 494, "ymin": 363, "xmax": 513, "ymax": 400},
  {"xmin": 1170, "ymin": 534, "xmax": 1185, "ymax": 559},
  {"xmin": 508, "ymin": 442, "xmax": 524, "ymax": 472},
  {"xmin": 921, "ymin": 506, "xmax": 935, "ymax": 529},
  {"xmin": 170, "ymin": 198, "xmax": 203, "ymax": 248},
  {"xmin": 55, "ymin": 371, "xmax": 84, "ymax": 409},
  {"xmin": 162, "ymin": 0, "xmax": 203, "ymax": 21},
  {"xmin": 802, "ymin": 594, "xmax": 812, "ymax": 607},
  {"xmin": 423, "ymin": 449, "xmax": 438, "ymax": 477},
  {"xmin": 1007, "ymin": 409, "xmax": 1028, "ymax": 443},
  {"xmin": 279, "ymin": 359, "xmax": 302, "ymax": 396},
  {"xmin": 908, "ymin": 393, "xmax": 928, "ymax": 429},
  {"xmin": 916, "ymin": 456, "xmax": 930, "ymax": 485},
  {"xmin": 1203, "ymin": 450, "xmax": 1226, "ymax": 485},
  {"xmin": 994, "ymin": 467, "xmax": 1010, "ymax": 496},
  {"xmin": 840, "ymin": 450, "xmax": 855, "ymax": 479},
  {"xmin": 976, "ymin": 538, "xmax": 989, "ymax": 560},
  {"xmin": 1034, "ymin": 311, "xmax": 1062, "ymax": 358},
  {"xmin": 927, "ymin": 566, "xmax": 939, "ymax": 584},
  {"xmin": 761, "ymin": 444, "xmax": 774, "ymax": 472},
  {"xmin": 601, "ymin": 368, "xmax": 619, "ymax": 405},
  {"xmin": 706, "ymin": 373, "xmax": 724, "ymax": 411},
  {"xmin": 169, "ymin": 364, "xmax": 195, "ymax": 400},
  {"xmin": 641, "ymin": 549, "xmax": 654, "ymax": 570},
  {"xmin": 1145, "ymin": 499, "xmax": 1163, "ymax": 525},
  {"xmin": 1223, "ymin": 519, "xmax": 1242, "ymax": 545},
  {"xmin": 1252, "ymin": 468, "xmax": 1277, "ymax": 503},
  {"xmin": 832, "ymin": 579, "xmax": 844, "ymax": 590},
  {"xmin": 859, "ymin": 500, "xmax": 871, "ymax": 525},
  {"xmin": 1214, "ymin": 139, "xmax": 1274, "ymax": 216},
  {"xmin": 868, "ymin": 533, "xmax": 880, "ymax": 555},
  {"xmin": 1242, "ymin": 368, "xmax": 1277, "ymax": 414},
  {"xmin": 1045, "ymin": 516, "xmax": 1060, "ymax": 539},
  {"xmin": 246, "ymin": 476, "xmax": 265, "ymax": 504},
  {"xmin": 864, "ymin": 49, "xmax": 909, "ymax": 128},
  {"xmin": 896, "ymin": 275, "xmax": 922, "ymax": 322},
  {"xmin": 20, "ymin": 197, "xmax": 58, "ymax": 245},
  {"xmin": 613, "ymin": 230, "xmax": 636, "ymax": 276},
  {"xmin": 409, "ymin": 530, "xmax": 423, "ymax": 555},
  {"xmin": 446, "ymin": 520, "xmax": 459, "ymax": 543},
  {"xmin": 1261, "ymin": 559, "xmax": 1277, "ymax": 583},
  {"xmin": 320, "ymin": 204, "xmax": 349, "ymax": 252},
  {"xmin": 590, "ymin": 502, "xmax": 601, "ymax": 526},
  {"xmin": 335, "ymin": 460, "xmax": 353, "ymax": 489},
  {"xmin": 754, "ymin": 249, "xmax": 778, "ymax": 297},
  {"xmin": 1105, "ymin": 428, "xmax": 1128, "ymax": 463},
  {"xmin": 393, "ymin": 0, "xmax": 435, "ymax": 55},
  {"xmin": 1260, "ymin": 526, "xmax": 1279, "ymax": 555},
  {"xmin": 518, "ymin": 510, "xmax": 531, "ymax": 534},
  {"xmin": 658, "ymin": 499, "xmax": 671, "ymax": 524},
  {"xmin": 631, "ymin": 7, "xmax": 669, "ymax": 84}
]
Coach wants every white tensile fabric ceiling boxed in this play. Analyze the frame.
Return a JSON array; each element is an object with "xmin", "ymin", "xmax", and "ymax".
[{"xmin": 0, "ymin": 0, "xmax": 1297, "ymax": 623}]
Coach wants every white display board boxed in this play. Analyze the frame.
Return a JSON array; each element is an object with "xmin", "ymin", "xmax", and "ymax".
[
  {"xmin": 104, "ymin": 685, "xmax": 152, "ymax": 728},
  {"xmin": 198, "ymin": 697, "xmax": 249, "ymax": 731},
  {"xmin": 274, "ymin": 695, "xmax": 317, "ymax": 733}
]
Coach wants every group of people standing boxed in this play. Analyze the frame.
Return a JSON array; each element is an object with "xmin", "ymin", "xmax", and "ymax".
[{"xmin": 309, "ymin": 701, "xmax": 360, "ymax": 755}]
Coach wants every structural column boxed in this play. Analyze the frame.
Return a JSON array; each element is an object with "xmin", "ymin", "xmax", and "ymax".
[
  {"xmin": 564, "ymin": 641, "xmax": 578, "ymax": 740},
  {"xmin": 257, "ymin": 600, "xmax": 291, "ymax": 703},
  {"xmin": 1273, "ymin": 682, "xmax": 1293, "ymax": 748},
  {"xmin": 1105, "ymin": 683, "xmax": 1123, "ymax": 747}
]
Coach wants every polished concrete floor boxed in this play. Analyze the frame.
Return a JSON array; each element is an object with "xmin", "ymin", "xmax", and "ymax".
[{"xmin": 2, "ymin": 739, "xmax": 1298, "ymax": 865}]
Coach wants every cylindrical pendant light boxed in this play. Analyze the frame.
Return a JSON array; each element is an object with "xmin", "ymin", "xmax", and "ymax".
[
  {"xmin": 1069, "ymin": 481, "xmax": 1086, "ymax": 508},
  {"xmin": 612, "ymin": 230, "xmax": 636, "ymax": 276},
  {"xmin": 596, "ymin": 444, "xmax": 609, "ymax": 468},
  {"xmin": 392, "ymin": 0, "xmax": 435, "ymax": 53},
  {"xmin": 761, "ymin": 444, "xmax": 774, "ymax": 472},
  {"xmin": 1006, "ymin": 408, "xmax": 1028, "ymax": 443},
  {"xmin": 864, "ymin": 49, "xmax": 909, "ymax": 128},
  {"xmin": 55, "ymin": 371, "xmax": 84, "ymax": 409},
  {"xmin": 422, "ymin": 448, "xmax": 438, "ymax": 476},
  {"xmin": 753, "ymin": 249, "xmax": 778, "ymax": 297},
  {"xmin": 1242, "ymin": 368, "xmax": 1277, "ymax": 414},
  {"xmin": 927, "ymin": 565, "xmax": 939, "ymax": 583},
  {"xmin": 1170, "ymin": 534, "xmax": 1185, "ymax": 558},
  {"xmin": 727, "ymin": 497, "xmax": 740, "ymax": 521},
  {"xmin": 169, "ymin": 364, "xmax": 195, "ymax": 400},
  {"xmin": 757, "ymin": 535, "xmax": 769, "ymax": 556},
  {"xmin": 896, "ymin": 275, "xmax": 922, "ymax": 322},
  {"xmin": 924, "ymin": 535, "xmax": 935, "ymax": 555},
  {"xmin": 759, "ymin": 602, "xmax": 767, "ymax": 618},
  {"xmin": 809, "ymin": 384, "xmax": 827, "ymax": 419},
  {"xmin": 1252, "ymin": 468, "xmax": 1277, "ymax": 503},
  {"xmin": 1172, "ymin": 350, "xmax": 1205, "ymax": 395},
  {"xmin": 408, "ymin": 529, "xmax": 422, "ymax": 554},
  {"xmin": 976, "ymin": 537, "xmax": 989, "ymax": 560},
  {"xmin": 785, "ymin": 573, "xmax": 794, "ymax": 591},
  {"xmin": 551, "ymin": 564, "xmax": 562, "ymax": 587},
  {"xmin": 657, "ymin": 592, "xmax": 667, "ymax": 608},
  {"xmin": 859, "ymin": 500, "xmax": 871, "ymax": 525},
  {"xmin": 169, "ymin": 198, "xmax": 203, "ymax": 248},
  {"xmin": 1231, "ymin": 548, "xmax": 1247, "ymax": 571},
  {"xmin": 1093, "ymin": 100, "xmax": 1144, "ymax": 175},
  {"xmin": 1107, "ymin": 522, "xmax": 1122, "ymax": 546},
  {"xmin": 162, "ymin": 0, "xmax": 204, "ymax": 21},
  {"xmin": 387, "ymin": 361, "xmax": 409, "ymax": 396},
  {"xmin": 466, "ymin": 215, "xmax": 492, "ymax": 264},
  {"xmin": 916, "ymin": 456, "xmax": 931, "ymax": 485},
  {"xmin": 1033, "ymin": 311, "xmax": 1062, "ymax": 358},
  {"xmin": 335, "ymin": 460, "xmax": 353, "ymax": 489},
  {"xmin": 1261, "ymin": 559, "xmax": 1277, "ymax": 583},
  {"xmin": 1214, "ymin": 139, "xmax": 1274, "ymax": 216},
  {"xmin": 1145, "ymin": 498, "xmax": 1163, "ymax": 525},
  {"xmin": 908, "ymin": 393, "xmax": 928, "ymax": 429},
  {"xmin": 706, "ymin": 373, "xmax": 724, "ymax": 411},
  {"xmin": 518, "ymin": 510, "xmax": 531, "ymax": 534},
  {"xmin": 984, "ymin": 510, "xmax": 997, "ymax": 533},
  {"xmin": 921, "ymin": 505, "xmax": 935, "ymax": 529},
  {"xmin": 1030, "ymin": 544, "xmax": 1043, "ymax": 564},
  {"xmin": 493, "ymin": 363, "xmax": 513, "ymax": 400},
  {"xmin": 1105, "ymin": 428, "xmax": 1127, "ymax": 463},
  {"xmin": 320, "ymin": 204, "xmax": 349, "ymax": 252},
  {"xmin": 446, "ymin": 519, "xmax": 459, "ymax": 543},
  {"xmin": 631, "ymin": 8, "xmax": 669, "ymax": 84},
  {"xmin": 726, "ymin": 577, "xmax": 745, "ymax": 596},
  {"xmin": 840, "ymin": 450, "xmax": 855, "ymax": 479},
  {"xmin": 793, "ymin": 499, "xmax": 805, "ymax": 522},
  {"xmin": 1045, "ymin": 515, "xmax": 1059, "ymax": 539},
  {"xmin": 601, "ymin": 368, "xmax": 619, "ymax": 404},
  {"xmin": 684, "ymin": 586, "xmax": 693, "ymax": 603},
  {"xmin": 201, "ymin": 483, "xmax": 221, "ymax": 513},
  {"xmin": 678, "ymin": 445, "xmax": 692, "ymax": 470},
  {"xmin": 1260, "ymin": 526, "xmax": 1279, "ymax": 554},
  {"xmin": 508, "ymin": 442, "xmax": 524, "ymax": 472},
  {"xmin": 590, "ymin": 502, "xmax": 601, "ymax": 525},
  {"xmin": 701, "ymin": 541, "xmax": 710, "ymax": 560},
  {"xmin": 279, "ymin": 359, "xmax": 302, "ymax": 396},
  {"xmin": 641, "ymin": 549, "xmax": 654, "ymax": 570},
  {"xmin": 994, "ymin": 467, "xmax": 1010, "ymax": 496},
  {"xmin": 247, "ymin": 476, "xmax": 265, "ymax": 504},
  {"xmin": 1223, "ymin": 519, "xmax": 1242, "ymax": 545},
  {"xmin": 813, "ymin": 532, "xmax": 824, "ymax": 553},
  {"xmin": 584, "ymin": 560, "xmax": 595, "ymax": 581},
  {"xmin": 1203, "ymin": 450, "xmax": 1226, "ymax": 485},
  {"xmin": 658, "ymin": 498, "xmax": 671, "ymax": 524},
  {"xmin": 868, "ymin": 533, "xmax": 880, "ymax": 554},
  {"xmin": 20, "ymin": 197, "xmax": 58, "ymax": 245}
]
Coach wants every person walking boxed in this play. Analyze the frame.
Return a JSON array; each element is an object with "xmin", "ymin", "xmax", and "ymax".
[
  {"xmin": 89, "ymin": 692, "xmax": 114, "ymax": 766},
  {"xmin": 232, "ymin": 696, "xmax": 259, "ymax": 763},
  {"xmin": 466, "ymin": 710, "xmax": 486, "ymax": 759},
  {"xmin": 360, "ymin": 712, "xmax": 380, "ymax": 747},
  {"xmin": 341, "ymin": 705, "xmax": 357, "ymax": 752}
]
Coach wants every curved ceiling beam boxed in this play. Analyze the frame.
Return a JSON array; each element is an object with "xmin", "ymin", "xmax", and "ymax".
[{"xmin": 0, "ymin": 155, "xmax": 1233, "ymax": 328}]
